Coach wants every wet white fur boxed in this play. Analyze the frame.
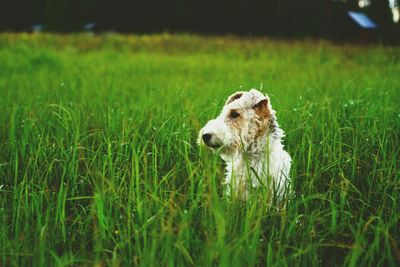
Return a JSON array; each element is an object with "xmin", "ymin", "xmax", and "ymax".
[{"xmin": 199, "ymin": 89, "xmax": 291, "ymax": 199}]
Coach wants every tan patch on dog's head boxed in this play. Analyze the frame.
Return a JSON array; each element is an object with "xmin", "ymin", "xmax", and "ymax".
[
  {"xmin": 253, "ymin": 99, "xmax": 270, "ymax": 120},
  {"xmin": 252, "ymin": 98, "xmax": 271, "ymax": 138},
  {"xmin": 227, "ymin": 108, "xmax": 245, "ymax": 130}
]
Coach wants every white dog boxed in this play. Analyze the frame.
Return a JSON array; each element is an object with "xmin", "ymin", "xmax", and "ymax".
[{"xmin": 199, "ymin": 89, "xmax": 291, "ymax": 200}]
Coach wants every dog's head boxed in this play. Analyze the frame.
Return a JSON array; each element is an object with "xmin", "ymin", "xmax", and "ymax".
[{"xmin": 199, "ymin": 89, "xmax": 274, "ymax": 155}]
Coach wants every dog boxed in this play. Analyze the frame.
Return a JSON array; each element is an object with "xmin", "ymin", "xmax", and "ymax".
[{"xmin": 199, "ymin": 89, "xmax": 291, "ymax": 200}]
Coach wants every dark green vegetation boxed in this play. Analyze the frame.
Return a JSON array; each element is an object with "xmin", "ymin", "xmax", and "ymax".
[{"xmin": 0, "ymin": 34, "xmax": 399, "ymax": 266}]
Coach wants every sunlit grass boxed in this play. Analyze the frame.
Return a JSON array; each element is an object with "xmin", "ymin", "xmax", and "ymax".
[{"xmin": 0, "ymin": 33, "xmax": 399, "ymax": 266}]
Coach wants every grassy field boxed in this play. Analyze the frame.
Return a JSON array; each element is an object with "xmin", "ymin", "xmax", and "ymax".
[{"xmin": 0, "ymin": 33, "xmax": 399, "ymax": 266}]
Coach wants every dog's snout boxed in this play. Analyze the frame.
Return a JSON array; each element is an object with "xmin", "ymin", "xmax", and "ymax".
[{"xmin": 202, "ymin": 133, "xmax": 212, "ymax": 143}]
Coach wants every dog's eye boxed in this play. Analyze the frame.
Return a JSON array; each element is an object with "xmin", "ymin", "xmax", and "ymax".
[{"xmin": 229, "ymin": 110, "xmax": 240, "ymax": 119}]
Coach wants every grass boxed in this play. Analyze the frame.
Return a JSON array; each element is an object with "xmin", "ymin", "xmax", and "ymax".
[{"xmin": 0, "ymin": 33, "xmax": 399, "ymax": 266}]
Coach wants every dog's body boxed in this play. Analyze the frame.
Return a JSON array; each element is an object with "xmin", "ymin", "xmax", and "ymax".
[{"xmin": 199, "ymin": 89, "xmax": 291, "ymax": 199}]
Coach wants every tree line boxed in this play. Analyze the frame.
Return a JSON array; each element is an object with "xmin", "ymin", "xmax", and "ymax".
[{"xmin": 1, "ymin": 0, "xmax": 399, "ymax": 42}]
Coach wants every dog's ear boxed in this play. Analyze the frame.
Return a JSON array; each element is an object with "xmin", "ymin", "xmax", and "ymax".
[
  {"xmin": 252, "ymin": 98, "xmax": 270, "ymax": 119},
  {"xmin": 225, "ymin": 91, "xmax": 245, "ymax": 105}
]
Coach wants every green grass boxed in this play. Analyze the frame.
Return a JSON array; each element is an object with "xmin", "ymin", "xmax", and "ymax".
[{"xmin": 0, "ymin": 33, "xmax": 399, "ymax": 266}]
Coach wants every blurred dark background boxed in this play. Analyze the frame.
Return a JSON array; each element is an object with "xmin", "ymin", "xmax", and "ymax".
[{"xmin": 1, "ymin": 0, "xmax": 399, "ymax": 43}]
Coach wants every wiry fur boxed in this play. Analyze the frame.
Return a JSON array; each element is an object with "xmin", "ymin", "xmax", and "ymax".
[{"xmin": 199, "ymin": 89, "xmax": 291, "ymax": 200}]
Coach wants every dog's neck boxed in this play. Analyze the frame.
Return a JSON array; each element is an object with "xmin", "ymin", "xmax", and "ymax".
[
  {"xmin": 222, "ymin": 130, "xmax": 282, "ymax": 163},
  {"xmin": 220, "ymin": 128, "xmax": 285, "ymax": 186}
]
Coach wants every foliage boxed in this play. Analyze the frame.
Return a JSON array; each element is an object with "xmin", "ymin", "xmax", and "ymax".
[{"xmin": 0, "ymin": 33, "xmax": 399, "ymax": 266}]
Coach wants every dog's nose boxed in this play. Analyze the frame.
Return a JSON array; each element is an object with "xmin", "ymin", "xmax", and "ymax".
[{"xmin": 202, "ymin": 133, "xmax": 212, "ymax": 143}]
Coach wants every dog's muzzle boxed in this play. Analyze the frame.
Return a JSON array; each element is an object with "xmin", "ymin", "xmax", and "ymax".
[{"xmin": 202, "ymin": 133, "xmax": 222, "ymax": 148}]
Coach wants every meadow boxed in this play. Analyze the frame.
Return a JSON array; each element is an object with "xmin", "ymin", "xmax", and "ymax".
[{"xmin": 0, "ymin": 33, "xmax": 399, "ymax": 266}]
